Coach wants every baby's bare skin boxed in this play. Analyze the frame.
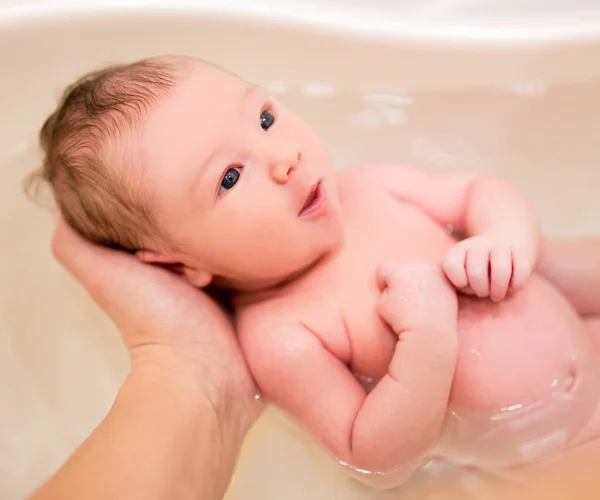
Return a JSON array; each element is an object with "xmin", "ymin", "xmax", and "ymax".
[
  {"xmin": 236, "ymin": 165, "xmax": 600, "ymax": 481},
  {"xmin": 65, "ymin": 56, "xmax": 599, "ymax": 488}
]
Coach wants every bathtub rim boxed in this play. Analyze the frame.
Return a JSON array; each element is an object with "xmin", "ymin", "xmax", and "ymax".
[{"xmin": 2, "ymin": 2, "xmax": 600, "ymax": 48}]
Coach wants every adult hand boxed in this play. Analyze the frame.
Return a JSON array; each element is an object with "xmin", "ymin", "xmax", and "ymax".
[
  {"xmin": 32, "ymin": 218, "xmax": 262, "ymax": 500},
  {"xmin": 51, "ymin": 217, "xmax": 260, "ymax": 420}
]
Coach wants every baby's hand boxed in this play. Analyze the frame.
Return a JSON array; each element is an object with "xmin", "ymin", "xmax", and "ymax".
[
  {"xmin": 442, "ymin": 235, "xmax": 533, "ymax": 301},
  {"xmin": 376, "ymin": 261, "xmax": 458, "ymax": 335}
]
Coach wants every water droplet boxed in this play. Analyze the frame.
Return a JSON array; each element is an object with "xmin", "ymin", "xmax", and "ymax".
[
  {"xmin": 500, "ymin": 403, "xmax": 524, "ymax": 412},
  {"xmin": 337, "ymin": 459, "xmax": 384, "ymax": 476},
  {"xmin": 469, "ymin": 348, "xmax": 483, "ymax": 360}
]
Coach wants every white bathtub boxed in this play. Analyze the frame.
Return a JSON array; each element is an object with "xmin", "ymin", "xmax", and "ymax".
[{"xmin": 2, "ymin": 2, "xmax": 600, "ymax": 499}]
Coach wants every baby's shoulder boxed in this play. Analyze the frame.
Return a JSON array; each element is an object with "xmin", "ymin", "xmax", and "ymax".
[
  {"xmin": 236, "ymin": 292, "xmax": 302, "ymax": 329},
  {"xmin": 236, "ymin": 290, "xmax": 351, "ymax": 366}
]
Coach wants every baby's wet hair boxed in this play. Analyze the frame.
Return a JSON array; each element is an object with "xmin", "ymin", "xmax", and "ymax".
[{"xmin": 26, "ymin": 56, "xmax": 189, "ymax": 251}]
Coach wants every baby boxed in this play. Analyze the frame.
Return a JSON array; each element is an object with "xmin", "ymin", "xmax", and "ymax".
[{"xmin": 34, "ymin": 55, "xmax": 600, "ymax": 487}]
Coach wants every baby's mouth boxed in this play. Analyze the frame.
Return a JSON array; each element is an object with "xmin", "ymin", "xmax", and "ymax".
[{"xmin": 298, "ymin": 181, "xmax": 325, "ymax": 217}]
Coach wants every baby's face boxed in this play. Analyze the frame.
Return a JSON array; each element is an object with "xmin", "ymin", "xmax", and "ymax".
[{"xmin": 139, "ymin": 59, "xmax": 342, "ymax": 290}]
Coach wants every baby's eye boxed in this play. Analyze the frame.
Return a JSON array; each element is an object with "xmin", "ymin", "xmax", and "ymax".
[
  {"xmin": 260, "ymin": 108, "xmax": 275, "ymax": 131},
  {"xmin": 219, "ymin": 166, "xmax": 242, "ymax": 194}
]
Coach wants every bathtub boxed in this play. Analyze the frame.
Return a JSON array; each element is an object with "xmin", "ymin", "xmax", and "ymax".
[{"xmin": 2, "ymin": 1, "xmax": 600, "ymax": 498}]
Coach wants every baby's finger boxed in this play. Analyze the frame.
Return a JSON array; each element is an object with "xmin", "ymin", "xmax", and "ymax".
[
  {"xmin": 443, "ymin": 244, "xmax": 468, "ymax": 289},
  {"xmin": 376, "ymin": 261, "xmax": 398, "ymax": 291},
  {"xmin": 377, "ymin": 290, "xmax": 394, "ymax": 321},
  {"xmin": 376, "ymin": 281, "xmax": 408, "ymax": 334},
  {"xmin": 466, "ymin": 245, "xmax": 491, "ymax": 297},
  {"xmin": 510, "ymin": 251, "xmax": 532, "ymax": 291},
  {"xmin": 490, "ymin": 246, "xmax": 513, "ymax": 302}
]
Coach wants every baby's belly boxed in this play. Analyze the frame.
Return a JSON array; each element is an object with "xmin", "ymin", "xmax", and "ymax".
[
  {"xmin": 452, "ymin": 275, "xmax": 586, "ymax": 411},
  {"xmin": 440, "ymin": 275, "xmax": 600, "ymax": 467}
]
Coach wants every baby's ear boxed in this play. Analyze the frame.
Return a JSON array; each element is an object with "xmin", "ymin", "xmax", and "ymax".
[
  {"xmin": 136, "ymin": 249, "xmax": 177, "ymax": 265},
  {"xmin": 181, "ymin": 267, "xmax": 213, "ymax": 288},
  {"xmin": 136, "ymin": 250, "xmax": 213, "ymax": 288}
]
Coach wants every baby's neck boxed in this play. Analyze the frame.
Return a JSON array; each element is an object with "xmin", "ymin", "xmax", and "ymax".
[{"xmin": 230, "ymin": 242, "xmax": 342, "ymax": 308}]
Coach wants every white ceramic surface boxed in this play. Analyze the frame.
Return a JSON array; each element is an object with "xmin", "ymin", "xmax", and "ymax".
[{"xmin": 2, "ymin": 0, "xmax": 600, "ymax": 43}]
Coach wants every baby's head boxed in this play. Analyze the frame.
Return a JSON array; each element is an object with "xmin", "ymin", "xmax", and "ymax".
[{"xmin": 35, "ymin": 56, "xmax": 342, "ymax": 291}]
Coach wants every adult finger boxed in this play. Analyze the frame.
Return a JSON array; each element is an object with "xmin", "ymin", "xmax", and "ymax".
[{"xmin": 52, "ymin": 219, "xmax": 181, "ymax": 320}]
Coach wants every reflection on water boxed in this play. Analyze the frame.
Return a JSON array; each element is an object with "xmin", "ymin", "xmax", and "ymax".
[{"xmin": 2, "ymin": 50, "xmax": 600, "ymax": 500}]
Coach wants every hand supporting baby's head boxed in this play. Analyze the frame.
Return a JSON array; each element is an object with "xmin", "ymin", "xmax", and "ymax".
[{"xmin": 30, "ymin": 55, "xmax": 342, "ymax": 292}]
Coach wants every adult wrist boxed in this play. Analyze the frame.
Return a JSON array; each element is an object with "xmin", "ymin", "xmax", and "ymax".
[{"xmin": 128, "ymin": 344, "xmax": 250, "ymax": 430}]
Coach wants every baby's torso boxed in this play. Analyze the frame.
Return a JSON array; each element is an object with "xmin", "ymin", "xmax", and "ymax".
[{"xmin": 242, "ymin": 166, "xmax": 600, "ymax": 467}]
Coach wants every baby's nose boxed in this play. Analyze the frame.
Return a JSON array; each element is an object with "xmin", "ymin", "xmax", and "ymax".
[{"xmin": 269, "ymin": 143, "xmax": 301, "ymax": 183}]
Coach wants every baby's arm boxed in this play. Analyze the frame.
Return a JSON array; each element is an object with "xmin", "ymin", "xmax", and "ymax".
[
  {"xmin": 238, "ymin": 262, "xmax": 457, "ymax": 477},
  {"xmin": 358, "ymin": 164, "xmax": 540, "ymax": 300}
]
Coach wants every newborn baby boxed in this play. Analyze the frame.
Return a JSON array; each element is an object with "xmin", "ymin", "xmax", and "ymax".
[{"xmin": 35, "ymin": 55, "xmax": 600, "ymax": 487}]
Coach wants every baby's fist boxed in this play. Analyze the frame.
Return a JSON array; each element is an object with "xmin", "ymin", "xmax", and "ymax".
[
  {"xmin": 442, "ymin": 235, "xmax": 533, "ymax": 301},
  {"xmin": 376, "ymin": 261, "xmax": 457, "ymax": 334}
]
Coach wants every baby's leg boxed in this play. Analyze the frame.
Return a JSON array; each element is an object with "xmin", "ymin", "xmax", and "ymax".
[{"xmin": 537, "ymin": 237, "xmax": 600, "ymax": 317}]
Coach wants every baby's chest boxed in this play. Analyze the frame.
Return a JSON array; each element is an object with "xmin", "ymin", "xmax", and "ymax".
[
  {"xmin": 297, "ymin": 260, "xmax": 394, "ymax": 383},
  {"xmin": 341, "ymin": 187, "xmax": 455, "ymax": 264},
  {"xmin": 307, "ymin": 194, "xmax": 456, "ymax": 382}
]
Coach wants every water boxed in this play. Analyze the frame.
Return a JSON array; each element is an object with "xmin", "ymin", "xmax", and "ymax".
[
  {"xmin": 2, "ymin": 77, "xmax": 600, "ymax": 500},
  {"xmin": 2, "ymin": 12, "xmax": 600, "ymax": 500},
  {"xmin": 259, "ymin": 76, "xmax": 600, "ymax": 239}
]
